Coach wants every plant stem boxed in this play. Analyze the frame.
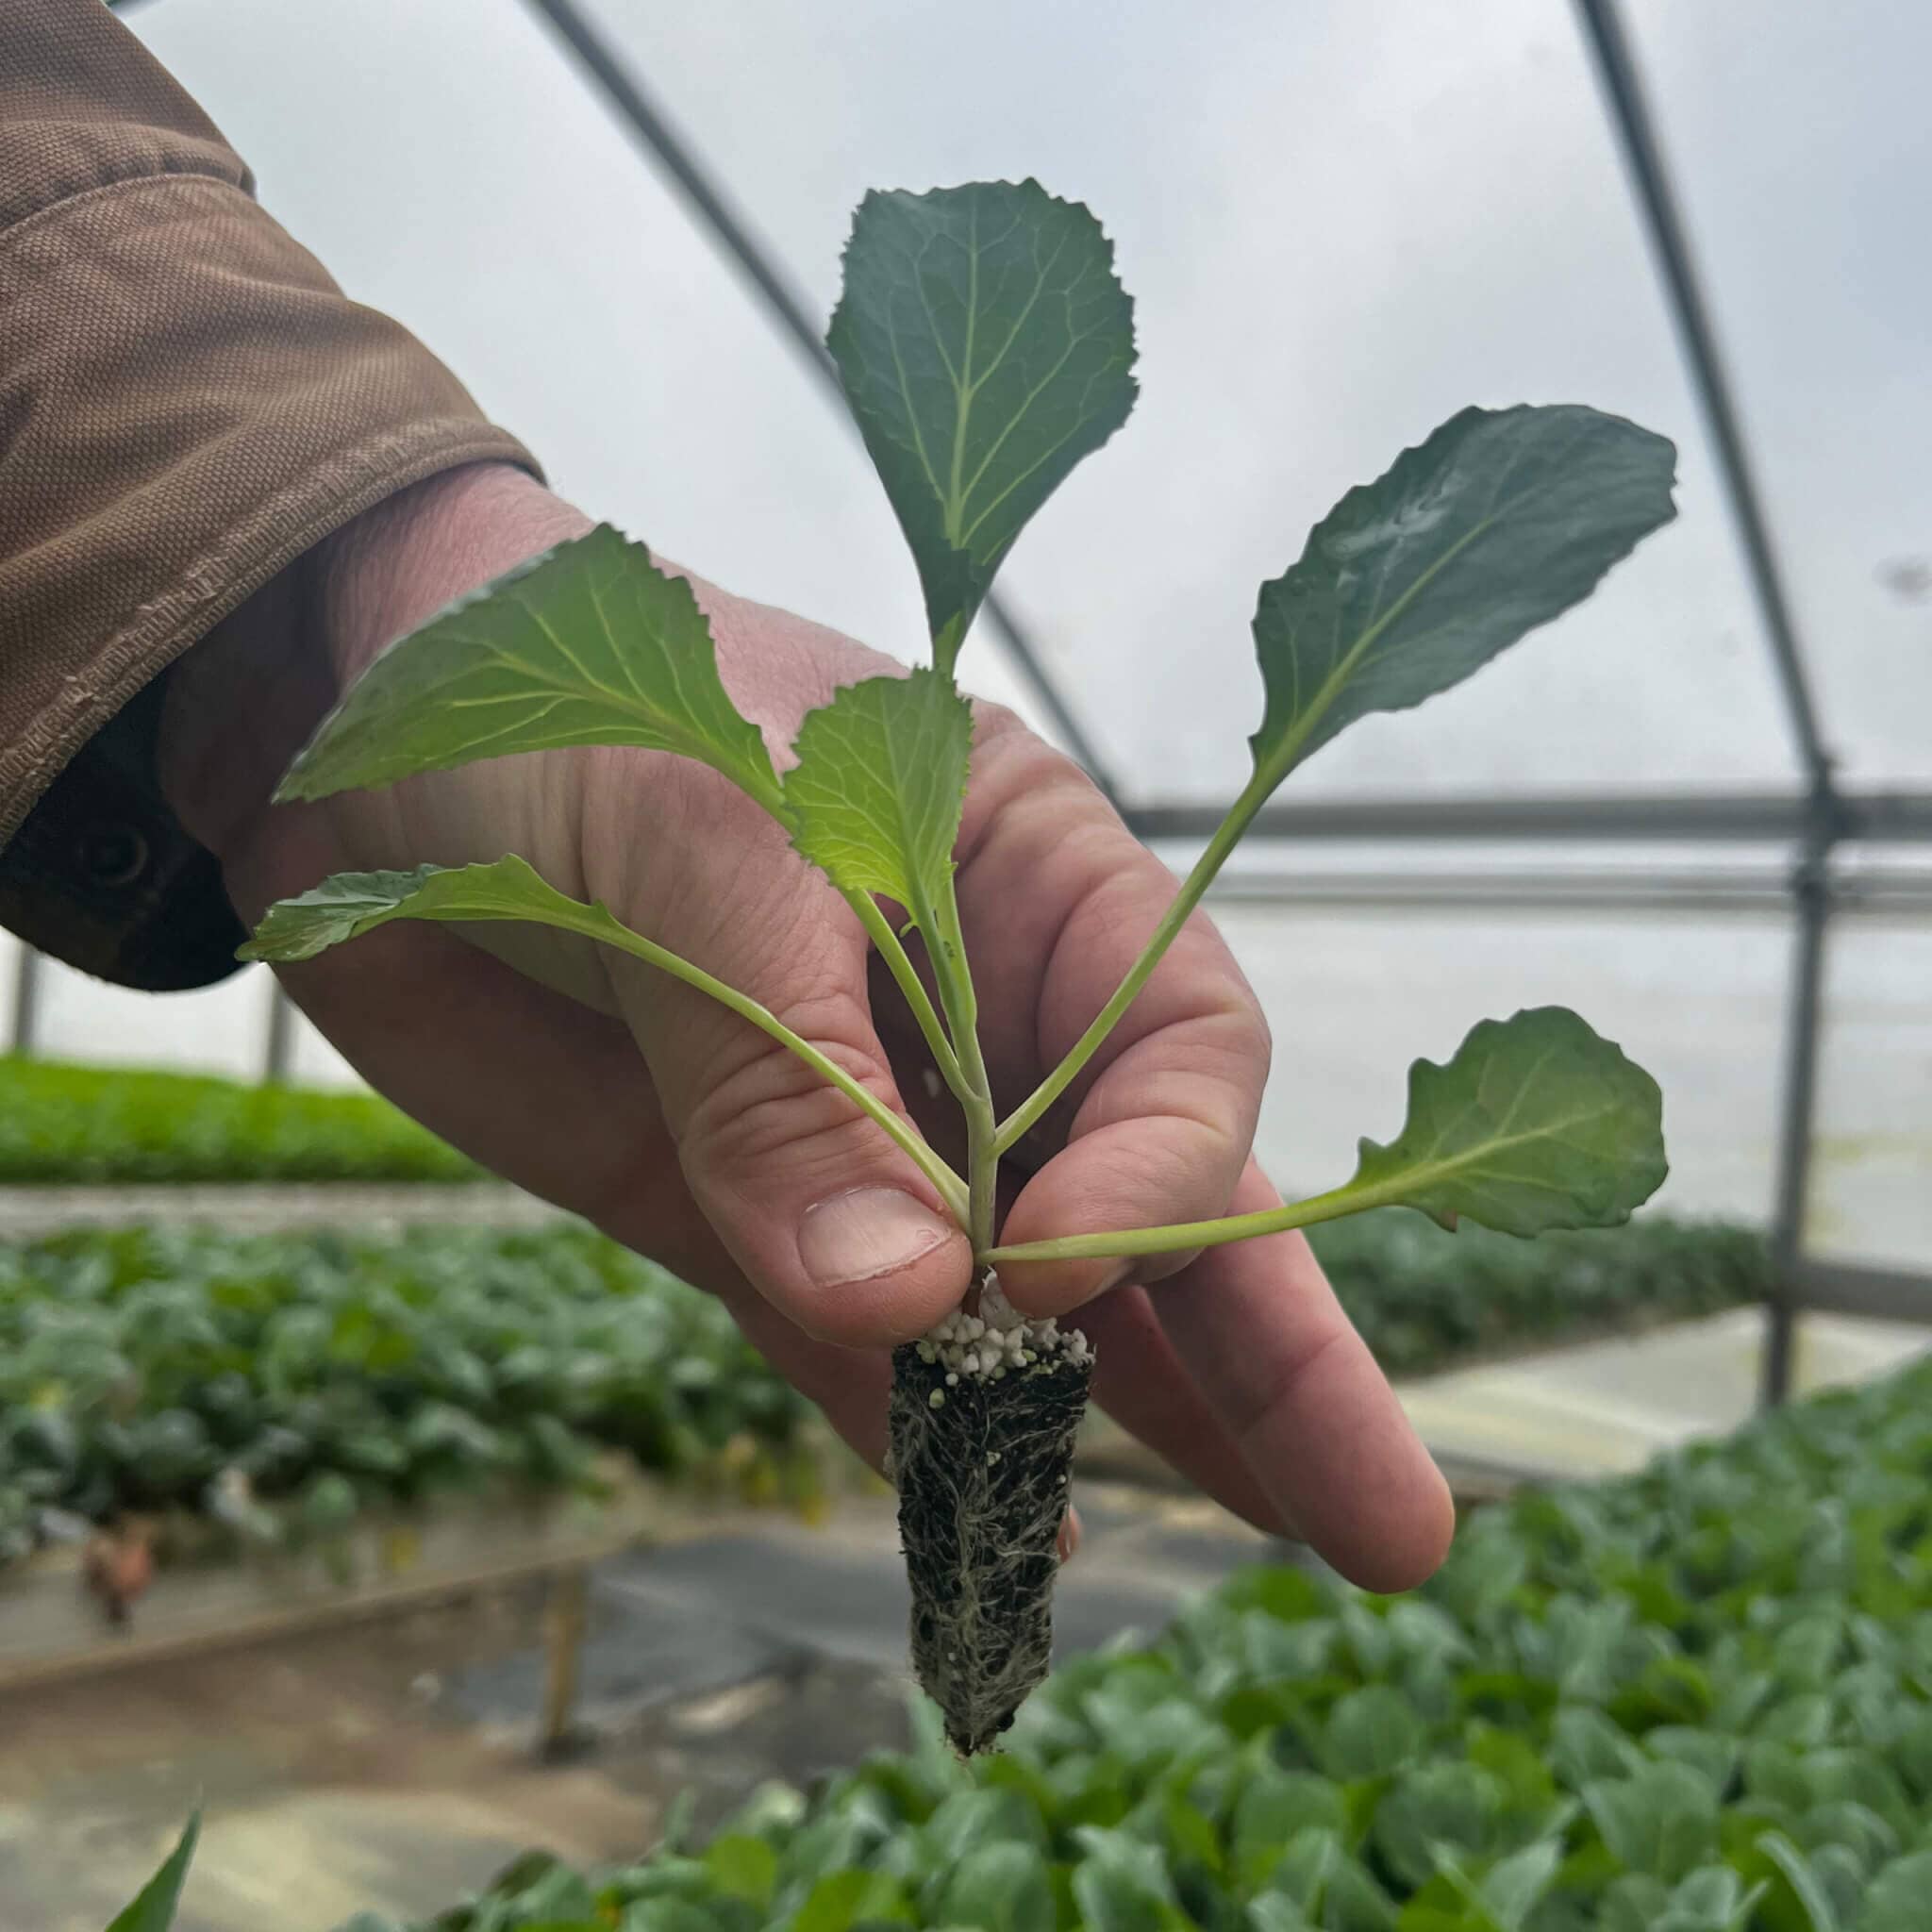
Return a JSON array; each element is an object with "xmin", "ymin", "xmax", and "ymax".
[
  {"xmin": 984, "ymin": 1178, "xmax": 1389, "ymax": 1266},
  {"xmin": 842, "ymin": 890, "xmax": 966, "ymax": 1098},
  {"xmin": 920, "ymin": 871, "xmax": 998, "ymax": 1255},
  {"xmin": 995, "ymin": 767, "xmax": 1274, "ymax": 1155},
  {"xmin": 558, "ymin": 899, "xmax": 971, "ymax": 1224}
]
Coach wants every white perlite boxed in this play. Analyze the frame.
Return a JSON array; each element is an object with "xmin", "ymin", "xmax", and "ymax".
[{"xmin": 914, "ymin": 1269, "xmax": 1092, "ymax": 1383}]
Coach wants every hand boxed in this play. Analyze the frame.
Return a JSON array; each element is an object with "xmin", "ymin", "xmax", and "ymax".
[{"xmin": 161, "ymin": 462, "xmax": 1454, "ymax": 1592}]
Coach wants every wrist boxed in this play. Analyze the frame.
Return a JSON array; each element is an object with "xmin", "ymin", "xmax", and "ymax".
[
  {"xmin": 312, "ymin": 462, "xmax": 591, "ymax": 686},
  {"xmin": 160, "ymin": 462, "xmax": 587, "ymax": 857}
]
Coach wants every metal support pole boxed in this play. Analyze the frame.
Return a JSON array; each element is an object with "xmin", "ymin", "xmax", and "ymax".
[
  {"xmin": 517, "ymin": 0, "xmax": 1120, "ymax": 801},
  {"xmin": 1760, "ymin": 832, "xmax": 1832, "ymax": 1406},
  {"xmin": 261, "ymin": 982, "xmax": 296, "ymax": 1086},
  {"xmin": 538, "ymin": 1560, "xmax": 591, "ymax": 1761},
  {"xmin": 8, "ymin": 945, "xmax": 42, "ymax": 1058},
  {"xmin": 1574, "ymin": 0, "xmax": 1854, "ymax": 1406},
  {"xmin": 1573, "ymin": 0, "xmax": 1834, "ymax": 799}
]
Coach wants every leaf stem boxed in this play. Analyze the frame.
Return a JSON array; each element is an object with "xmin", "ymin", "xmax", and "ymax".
[
  {"xmin": 995, "ymin": 767, "xmax": 1273, "ymax": 1155},
  {"xmin": 920, "ymin": 872, "xmax": 998, "ymax": 1253},
  {"xmin": 842, "ymin": 890, "xmax": 966, "ymax": 1098},
  {"xmin": 984, "ymin": 1179, "xmax": 1386, "ymax": 1266},
  {"xmin": 562, "ymin": 899, "xmax": 972, "ymax": 1224}
]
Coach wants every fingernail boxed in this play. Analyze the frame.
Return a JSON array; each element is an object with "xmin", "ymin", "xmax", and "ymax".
[
  {"xmin": 1058, "ymin": 1506, "xmax": 1082, "ymax": 1566},
  {"xmin": 798, "ymin": 1188, "xmax": 953, "ymax": 1287}
]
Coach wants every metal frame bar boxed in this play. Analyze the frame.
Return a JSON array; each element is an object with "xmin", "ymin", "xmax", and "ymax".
[
  {"xmin": 8, "ymin": 943, "xmax": 42, "ymax": 1058},
  {"xmin": 1126, "ymin": 789, "xmax": 1932, "ymax": 846},
  {"xmin": 1566, "ymin": 0, "xmax": 1906, "ymax": 1391},
  {"xmin": 1795, "ymin": 1260, "xmax": 1932, "ymax": 1327},
  {"xmin": 516, "ymin": 0, "xmax": 1120, "ymax": 800},
  {"xmin": 1573, "ymin": 0, "xmax": 1834, "ymax": 802},
  {"xmin": 1201, "ymin": 866, "xmax": 1932, "ymax": 920}
]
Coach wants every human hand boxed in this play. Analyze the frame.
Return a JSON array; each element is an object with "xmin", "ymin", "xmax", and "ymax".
[{"xmin": 161, "ymin": 461, "xmax": 1454, "ymax": 1591}]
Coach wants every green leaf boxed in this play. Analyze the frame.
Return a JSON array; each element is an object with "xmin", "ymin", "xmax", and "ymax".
[
  {"xmin": 1657, "ymin": 1866, "xmax": 1763, "ymax": 1932},
  {"xmin": 784, "ymin": 670, "xmax": 974, "ymax": 925},
  {"xmin": 1344, "ymin": 1007, "xmax": 1666, "ymax": 1236},
  {"xmin": 1583, "ymin": 1763, "xmax": 1721, "ymax": 1884},
  {"xmin": 242, "ymin": 856, "xmax": 634, "ymax": 965},
  {"xmin": 617, "ymin": 1904, "xmax": 724, "ymax": 1932},
  {"xmin": 1247, "ymin": 404, "xmax": 1675, "ymax": 788},
  {"xmin": 792, "ymin": 1866, "xmax": 913, "ymax": 1932},
  {"xmin": 275, "ymin": 526, "xmax": 782, "ymax": 814},
  {"xmin": 1246, "ymin": 1898, "xmax": 1321, "ymax": 1932},
  {"xmin": 1324, "ymin": 1685, "xmax": 1427, "ymax": 1780},
  {"xmin": 1855, "ymin": 1849, "xmax": 1932, "ymax": 1931},
  {"xmin": 1477, "ymin": 1839, "xmax": 1563, "ymax": 1928},
  {"xmin": 930, "ymin": 1842, "xmax": 1055, "ymax": 1932},
  {"xmin": 106, "ymin": 1812, "xmax": 200, "ymax": 1932},
  {"xmin": 702, "ymin": 1835, "xmax": 776, "ymax": 1907},
  {"xmin": 1645, "ymin": 1728, "xmax": 1740, "ymax": 1796},
  {"xmin": 1270, "ymin": 1828, "xmax": 1345, "ymax": 1915},
  {"xmin": 1069, "ymin": 1828, "xmax": 1190, "ymax": 1932},
  {"xmin": 1757, "ymin": 1831, "xmax": 1843, "ymax": 1932},
  {"xmin": 1232, "ymin": 1771, "xmax": 1349, "ymax": 1890},
  {"xmin": 1373, "ymin": 1761, "xmax": 1504, "ymax": 1890},
  {"xmin": 827, "ymin": 180, "xmax": 1137, "ymax": 673}
]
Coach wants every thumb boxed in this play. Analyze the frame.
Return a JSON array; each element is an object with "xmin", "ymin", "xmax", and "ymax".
[{"xmin": 606, "ymin": 855, "xmax": 972, "ymax": 1347}]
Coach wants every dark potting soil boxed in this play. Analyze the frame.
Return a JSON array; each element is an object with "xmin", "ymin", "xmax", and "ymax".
[{"xmin": 887, "ymin": 1341, "xmax": 1093, "ymax": 1756}]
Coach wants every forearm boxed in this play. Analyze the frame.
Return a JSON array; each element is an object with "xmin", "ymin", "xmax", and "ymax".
[{"xmin": 0, "ymin": 0, "xmax": 537, "ymax": 987}]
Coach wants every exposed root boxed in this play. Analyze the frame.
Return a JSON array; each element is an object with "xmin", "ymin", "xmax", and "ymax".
[{"xmin": 889, "ymin": 1272, "xmax": 1093, "ymax": 1755}]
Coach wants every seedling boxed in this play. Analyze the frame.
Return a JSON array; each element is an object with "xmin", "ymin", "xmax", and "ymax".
[{"xmin": 245, "ymin": 181, "xmax": 1675, "ymax": 1752}]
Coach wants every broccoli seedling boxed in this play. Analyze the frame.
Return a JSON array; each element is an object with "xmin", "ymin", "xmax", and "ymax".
[{"xmin": 244, "ymin": 180, "xmax": 1675, "ymax": 1752}]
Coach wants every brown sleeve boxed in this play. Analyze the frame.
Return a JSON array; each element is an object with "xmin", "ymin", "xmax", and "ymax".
[{"xmin": 0, "ymin": 0, "xmax": 541, "ymax": 990}]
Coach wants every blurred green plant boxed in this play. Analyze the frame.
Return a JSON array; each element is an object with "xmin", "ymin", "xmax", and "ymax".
[
  {"xmin": 296, "ymin": 1353, "xmax": 1932, "ymax": 1930},
  {"xmin": 0, "ymin": 1223, "xmax": 819, "ymax": 1567},
  {"xmin": 0, "ymin": 1056, "xmax": 478, "ymax": 1185},
  {"xmin": 1311, "ymin": 1210, "xmax": 1766, "ymax": 1377}
]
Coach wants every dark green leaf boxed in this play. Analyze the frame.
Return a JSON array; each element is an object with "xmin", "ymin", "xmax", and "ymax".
[
  {"xmin": 1855, "ymin": 1849, "xmax": 1932, "ymax": 1931},
  {"xmin": 1656, "ymin": 1865, "xmax": 1763, "ymax": 1932},
  {"xmin": 105, "ymin": 1813, "xmax": 200, "ymax": 1932},
  {"xmin": 276, "ymin": 526, "xmax": 781, "ymax": 813},
  {"xmin": 828, "ymin": 181, "xmax": 1137, "ymax": 672},
  {"xmin": 243, "ymin": 857, "xmax": 632, "ymax": 965},
  {"xmin": 1477, "ymin": 1839, "xmax": 1563, "ymax": 1927},
  {"xmin": 1232, "ymin": 1772, "xmax": 1349, "ymax": 1890},
  {"xmin": 1583, "ymin": 1764, "xmax": 1720, "ymax": 1884},
  {"xmin": 701, "ymin": 1835, "xmax": 774, "ymax": 1907},
  {"xmin": 930, "ymin": 1842, "xmax": 1054, "ymax": 1932},
  {"xmin": 1372, "ymin": 1762, "xmax": 1504, "ymax": 1890},
  {"xmin": 1343, "ymin": 1007, "xmax": 1666, "ymax": 1236},
  {"xmin": 1247, "ymin": 404, "xmax": 1675, "ymax": 787},
  {"xmin": 791, "ymin": 1866, "xmax": 912, "ymax": 1932},
  {"xmin": 1757, "ymin": 1831, "xmax": 1843, "ymax": 1932},
  {"xmin": 1068, "ymin": 1827, "xmax": 1187, "ymax": 1932},
  {"xmin": 1324, "ymin": 1685, "xmax": 1426, "ymax": 1780}
]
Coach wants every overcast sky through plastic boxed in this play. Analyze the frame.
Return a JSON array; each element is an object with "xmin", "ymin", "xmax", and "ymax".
[{"xmin": 131, "ymin": 0, "xmax": 1932, "ymax": 807}]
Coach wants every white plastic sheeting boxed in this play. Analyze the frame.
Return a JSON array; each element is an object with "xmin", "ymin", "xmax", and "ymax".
[{"xmin": 17, "ymin": 1, "xmax": 1922, "ymax": 1277}]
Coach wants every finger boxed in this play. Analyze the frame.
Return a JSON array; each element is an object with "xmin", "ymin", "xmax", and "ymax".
[
  {"xmin": 1077, "ymin": 1286, "xmax": 1290, "ymax": 1537},
  {"xmin": 958, "ymin": 731, "xmax": 1268, "ymax": 1316},
  {"xmin": 595, "ymin": 767, "xmax": 971, "ymax": 1350},
  {"xmin": 1150, "ymin": 1163, "xmax": 1455, "ymax": 1593}
]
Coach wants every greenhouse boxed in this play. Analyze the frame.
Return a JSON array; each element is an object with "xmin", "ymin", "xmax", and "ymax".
[{"xmin": 0, "ymin": 1, "xmax": 1927, "ymax": 1928}]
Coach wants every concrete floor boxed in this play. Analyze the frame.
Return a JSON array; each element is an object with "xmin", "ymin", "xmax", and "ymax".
[{"xmin": 1396, "ymin": 1305, "xmax": 1932, "ymax": 1481}]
